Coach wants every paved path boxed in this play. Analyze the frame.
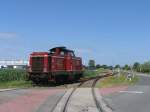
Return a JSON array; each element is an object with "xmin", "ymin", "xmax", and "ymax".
[
  {"xmin": 0, "ymin": 88, "xmax": 66, "ymax": 112},
  {"xmin": 67, "ymin": 88, "xmax": 99, "ymax": 112},
  {"xmin": 102, "ymin": 73, "xmax": 150, "ymax": 112}
]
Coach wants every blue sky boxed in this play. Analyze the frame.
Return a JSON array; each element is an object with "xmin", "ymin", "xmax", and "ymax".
[{"xmin": 0, "ymin": 0, "xmax": 150, "ymax": 65}]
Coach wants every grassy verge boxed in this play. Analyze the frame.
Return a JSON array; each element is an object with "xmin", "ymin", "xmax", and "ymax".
[
  {"xmin": 83, "ymin": 70, "xmax": 97, "ymax": 78},
  {"xmin": 0, "ymin": 80, "xmax": 33, "ymax": 89},
  {"xmin": 0, "ymin": 69, "xmax": 33, "ymax": 89},
  {"xmin": 83, "ymin": 68, "xmax": 109, "ymax": 78},
  {"xmin": 96, "ymin": 68, "xmax": 110, "ymax": 73},
  {"xmin": 96, "ymin": 75, "xmax": 138, "ymax": 88}
]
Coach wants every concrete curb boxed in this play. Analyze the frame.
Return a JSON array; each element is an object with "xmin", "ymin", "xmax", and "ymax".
[
  {"xmin": 94, "ymin": 88, "xmax": 112, "ymax": 112},
  {"xmin": 53, "ymin": 88, "xmax": 74, "ymax": 112},
  {"xmin": 0, "ymin": 88, "xmax": 18, "ymax": 92},
  {"xmin": 0, "ymin": 87, "xmax": 29, "ymax": 92},
  {"xmin": 0, "ymin": 87, "xmax": 67, "ymax": 92}
]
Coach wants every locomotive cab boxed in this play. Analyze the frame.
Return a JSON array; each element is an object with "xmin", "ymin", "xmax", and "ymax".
[{"xmin": 49, "ymin": 46, "xmax": 75, "ymax": 57}]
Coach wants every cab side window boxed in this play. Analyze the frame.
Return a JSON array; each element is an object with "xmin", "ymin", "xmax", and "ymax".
[
  {"xmin": 70, "ymin": 52, "xmax": 75, "ymax": 57},
  {"xmin": 60, "ymin": 51, "xmax": 65, "ymax": 56}
]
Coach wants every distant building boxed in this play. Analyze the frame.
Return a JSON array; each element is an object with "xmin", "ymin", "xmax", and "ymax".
[{"xmin": 0, "ymin": 60, "xmax": 29, "ymax": 69}]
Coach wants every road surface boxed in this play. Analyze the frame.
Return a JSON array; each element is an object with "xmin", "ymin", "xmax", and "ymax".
[{"xmin": 103, "ymin": 73, "xmax": 150, "ymax": 112}]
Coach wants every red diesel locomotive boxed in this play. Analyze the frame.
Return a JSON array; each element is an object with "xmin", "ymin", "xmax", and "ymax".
[{"xmin": 28, "ymin": 47, "xmax": 83, "ymax": 83}]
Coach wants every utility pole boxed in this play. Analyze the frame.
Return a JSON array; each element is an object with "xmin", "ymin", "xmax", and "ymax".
[{"xmin": 130, "ymin": 64, "xmax": 135, "ymax": 78}]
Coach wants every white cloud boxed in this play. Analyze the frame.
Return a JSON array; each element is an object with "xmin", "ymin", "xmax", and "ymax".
[{"xmin": 0, "ymin": 32, "xmax": 17, "ymax": 39}]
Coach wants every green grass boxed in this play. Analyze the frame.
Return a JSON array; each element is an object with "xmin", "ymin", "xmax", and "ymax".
[
  {"xmin": 83, "ymin": 68, "xmax": 110, "ymax": 78},
  {"xmin": 83, "ymin": 70, "xmax": 97, "ymax": 78},
  {"xmin": 96, "ymin": 75, "xmax": 138, "ymax": 88},
  {"xmin": 0, "ymin": 80, "xmax": 33, "ymax": 89},
  {"xmin": 96, "ymin": 68, "xmax": 110, "ymax": 73}
]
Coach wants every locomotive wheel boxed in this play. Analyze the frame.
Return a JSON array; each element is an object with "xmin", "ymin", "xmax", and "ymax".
[
  {"xmin": 32, "ymin": 77, "xmax": 40, "ymax": 84},
  {"xmin": 55, "ymin": 75, "xmax": 68, "ymax": 84},
  {"xmin": 55, "ymin": 76, "xmax": 61, "ymax": 84},
  {"xmin": 62, "ymin": 75, "xmax": 68, "ymax": 83},
  {"xmin": 40, "ymin": 78, "xmax": 49, "ymax": 84},
  {"xmin": 74, "ymin": 74, "xmax": 82, "ymax": 81}
]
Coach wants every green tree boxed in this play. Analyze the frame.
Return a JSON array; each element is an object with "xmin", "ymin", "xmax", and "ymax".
[
  {"xmin": 88, "ymin": 60, "xmax": 95, "ymax": 69},
  {"xmin": 108, "ymin": 66, "xmax": 113, "ymax": 70},
  {"xmin": 101, "ymin": 65, "xmax": 108, "ymax": 69},
  {"xmin": 83, "ymin": 65, "xmax": 88, "ymax": 69},
  {"xmin": 133, "ymin": 62, "xmax": 140, "ymax": 71},
  {"xmin": 115, "ymin": 64, "xmax": 121, "ymax": 68},
  {"xmin": 141, "ymin": 61, "xmax": 150, "ymax": 73},
  {"xmin": 96, "ymin": 64, "xmax": 101, "ymax": 69},
  {"xmin": 123, "ymin": 64, "xmax": 130, "ymax": 70}
]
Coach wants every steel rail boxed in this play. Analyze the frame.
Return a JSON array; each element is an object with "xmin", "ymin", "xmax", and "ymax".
[
  {"xmin": 92, "ymin": 78, "xmax": 103, "ymax": 112},
  {"xmin": 62, "ymin": 81, "xmax": 84, "ymax": 112}
]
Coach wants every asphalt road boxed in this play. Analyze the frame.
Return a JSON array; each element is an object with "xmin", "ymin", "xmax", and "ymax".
[
  {"xmin": 104, "ymin": 73, "xmax": 150, "ymax": 112},
  {"xmin": 0, "ymin": 88, "xmax": 66, "ymax": 112}
]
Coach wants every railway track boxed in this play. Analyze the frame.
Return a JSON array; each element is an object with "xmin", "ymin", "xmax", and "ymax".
[
  {"xmin": 0, "ymin": 72, "xmax": 113, "ymax": 112},
  {"xmin": 52, "ymin": 72, "xmax": 113, "ymax": 112}
]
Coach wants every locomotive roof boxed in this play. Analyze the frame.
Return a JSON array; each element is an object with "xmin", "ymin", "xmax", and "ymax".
[{"xmin": 49, "ymin": 47, "xmax": 74, "ymax": 52}]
